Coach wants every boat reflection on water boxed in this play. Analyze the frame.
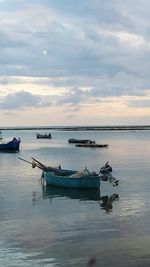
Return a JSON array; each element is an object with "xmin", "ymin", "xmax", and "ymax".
[
  {"xmin": 42, "ymin": 186, "xmax": 101, "ymax": 202},
  {"xmin": 32, "ymin": 186, "xmax": 119, "ymax": 213}
]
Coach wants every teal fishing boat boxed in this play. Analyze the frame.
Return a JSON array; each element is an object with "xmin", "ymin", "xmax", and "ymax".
[
  {"xmin": 19, "ymin": 158, "xmax": 119, "ymax": 190},
  {"xmin": 43, "ymin": 168, "xmax": 100, "ymax": 189},
  {"xmin": 35, "ymin": 159, "xmax": 118, "ymax": 189}
]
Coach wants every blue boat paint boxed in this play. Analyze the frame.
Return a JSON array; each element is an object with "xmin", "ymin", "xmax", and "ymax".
[{"xmin": 0, "ymin": 137, "xmax": 21, "ymax": 152}]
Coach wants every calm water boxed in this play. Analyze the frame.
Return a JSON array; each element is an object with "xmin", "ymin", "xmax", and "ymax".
[{"xmin": 0, "ymin": 129, "xmax": 150, "ymax": 267}]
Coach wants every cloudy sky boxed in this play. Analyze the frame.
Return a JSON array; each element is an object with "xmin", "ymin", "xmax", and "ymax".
[{"xmin": 0, "ymin": 0, "xmax": 150, "ymax": 126}]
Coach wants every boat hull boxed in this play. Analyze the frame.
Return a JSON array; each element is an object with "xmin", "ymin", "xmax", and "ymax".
[
  {"xmin": 43, "ymin": 172, "xmax": 119, "ymax": 192},
  {"xmin": 43, "ymin": 171, "xmax": 100, "ymax": 189},
  {"xmin": 36, "ymin": 133, "xmax": 51, "ymax": 139},
  {"xmin": 0, "ymin": 138, "xmax": 21, "ymax": 152},
  {"xmin": 76, "ymin": 144, "xmax": 108, "ymax": 148},
  {"xmin": 68, "ymin": 138, "xmax": 92, "ymax": 144}
]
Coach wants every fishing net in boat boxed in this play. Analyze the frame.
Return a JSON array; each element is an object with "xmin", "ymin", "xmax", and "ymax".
[{"xmin": 69, "ymin": 167, "xmax": 93, "ymax": 178}]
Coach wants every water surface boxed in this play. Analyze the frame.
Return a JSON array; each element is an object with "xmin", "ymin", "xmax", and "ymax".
[{"xmin": 0, "ymin": 129, "xmax": 150, "ymax": 266}]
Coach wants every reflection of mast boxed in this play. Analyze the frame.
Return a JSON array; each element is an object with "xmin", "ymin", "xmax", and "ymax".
[
  {"xmin": 32, "ymin": 187, "xmax": 53, "ymax": 205},
  {"xmin": 99, "ymin": 193, "xmax": 119, "ymax": 213},
  {"xmin": 42, "ymin": 184, "xmax": 53, "ymax": 204}
]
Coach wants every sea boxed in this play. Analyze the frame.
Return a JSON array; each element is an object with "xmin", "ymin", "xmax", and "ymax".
[{"xmin": 0, "ymin": 128, "xmax": 150, "ymax": 267}]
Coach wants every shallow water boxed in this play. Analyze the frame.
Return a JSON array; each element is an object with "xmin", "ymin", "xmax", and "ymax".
[{"xmin": 0, "ymin": 129, "xmax": 150, "ymax": 266}]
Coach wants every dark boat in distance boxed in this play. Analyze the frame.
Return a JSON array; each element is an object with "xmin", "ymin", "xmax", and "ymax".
[
  {"xmin": 0, "ymin": 137, "xmax": 21, "ymax": 152},
  {"xmin": 76, "ymin": 142, "xmax": 108, "ymax": 148},
  {"xmin": 68, "ymin": 138, "xmax": 92, "ymax": 144},
  {"xmin": 0, "ymin": 131, "xmax": 2, "ymax": 140},
  {"xmin": 36, "ymin": 133, "xmax": 52, "ymax": 139},
  {"xmin": 68, "ymin": 139, "xmax": 108, "ymax": 147}
]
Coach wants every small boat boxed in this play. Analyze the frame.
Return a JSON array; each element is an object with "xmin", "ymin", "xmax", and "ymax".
[
  {"xmin": 68, "ymin": 138, "xmax": 92, "ymax": 144},
  {"xmin": 19, "ymin": 158, "xmax": 119, "ymax": 190},
  {"xmin": 76, "ymin": 142, "xmax": 108, "ymax": 148},
  {"xmin": 36, "ymin": 133, "xmax": 51, "ymax": 139},
  {"xmin": 0, "ymin": 137, "xmax": 21, "ymax": 152},
  {"xmin": 43, "ymin": 167, "xmax": 118, "ymax": 189},
  {"xmin": 34, "ymin": 159, "xmax": 118, "ymax": 189},
  {"xmin": 43, "ymin": 168, "xmax": 100, "ymax": 189}
]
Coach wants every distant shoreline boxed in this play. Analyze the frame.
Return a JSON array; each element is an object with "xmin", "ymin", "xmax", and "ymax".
[{"xmin": 1, "ymin": 125, "xmax": 150, "ymax": 131}]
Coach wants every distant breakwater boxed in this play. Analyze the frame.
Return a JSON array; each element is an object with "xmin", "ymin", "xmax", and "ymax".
[{"xmin": 1, "ymin": 125, "xmax": 150, "ymax": 131}]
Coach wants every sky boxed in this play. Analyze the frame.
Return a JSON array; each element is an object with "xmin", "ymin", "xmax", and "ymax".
[{"xmin": 0, "ymin": 0, "xmax": 150, "ymax": 127}]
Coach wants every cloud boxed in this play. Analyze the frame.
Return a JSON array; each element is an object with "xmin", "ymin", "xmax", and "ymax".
[
  {"xmin": 56, "ymin": 87, "xmax": 85, "ymax": 105},
  {"xmin": 0, "ymin": 0, "xmax": 150, "ymax": 125},
  {"xmin": 0, "ymin": 90, "xmax": 52, "ymax": 110},
  {"xmin": 127, "ymin": 98, "xmax": 150, "ymax": 108},
  {"xmin": 1, "ymin": 0, "xmax": 150, "ymax": 79}
]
